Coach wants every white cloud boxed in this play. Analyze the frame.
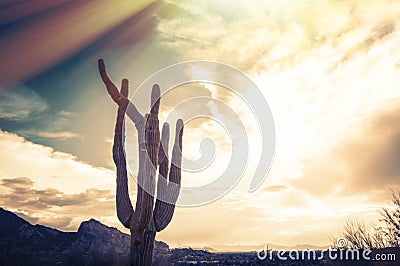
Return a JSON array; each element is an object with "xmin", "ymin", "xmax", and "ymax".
[
  {"xmin": 36, "ymin": 131, "xmax": 81, "ymax": 140},
  {"xmin": 0, "ymin": 130, "xmax": 120, "ymax": 231},
  {"xmin": 0, "ymin": 130, "xmax": 114, "ymax": 194},
  {"xmin": 0, "ymin": 83, "xmax": 48, "ymax": 120}
]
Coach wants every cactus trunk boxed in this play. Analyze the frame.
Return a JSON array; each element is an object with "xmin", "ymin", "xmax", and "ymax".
[{"xmin": 130, "ymin": 220, "xmax": 156, "ymax": 265}]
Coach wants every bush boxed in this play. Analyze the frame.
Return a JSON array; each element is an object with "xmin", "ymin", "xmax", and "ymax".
[{"xmin": 336, "ymin": 189, "xmax": 400, "ymax": 249}]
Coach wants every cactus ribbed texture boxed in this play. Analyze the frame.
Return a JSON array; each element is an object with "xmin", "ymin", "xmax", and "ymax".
[{"xmin": 99, "ymin": 59, "xmax": 184, "ymax": 265}]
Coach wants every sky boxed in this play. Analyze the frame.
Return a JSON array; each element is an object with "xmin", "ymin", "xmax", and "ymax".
[{"xmin": 1, "ymin": 0, "xmax": 400, "ymax": 249}]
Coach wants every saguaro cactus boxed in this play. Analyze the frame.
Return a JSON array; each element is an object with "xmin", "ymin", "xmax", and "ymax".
[{"xmin": 98, "ymin": 59, "xmax": 184, "ymax": 265}]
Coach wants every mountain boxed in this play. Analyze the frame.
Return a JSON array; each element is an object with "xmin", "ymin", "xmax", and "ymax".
[{"xmin": 0, "ymin": 207, "xmax": 169, "ymax": 266}]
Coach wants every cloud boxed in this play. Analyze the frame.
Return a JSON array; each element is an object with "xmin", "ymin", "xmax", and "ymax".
[
  {"xmin": 0, "ymin": 83, "xmax": 48, "ymax": 120},
  {"xmin": 35, "ymin": 131, "xmax": 81, "ymax": 140},
  {"xmin": 40, "ymin": 216, "xmax": 74, "ymax": 229},
  {"xmin": 151, "ymin": 0, "xmax": 400, "ymax": 247},
  {"xmin": 1, "ymin": 176, "xmax": 34, "ymax": 187},
  {"xmin": 158, "ymin": 0, "xmax": 400, "ymax": 74},
  {"xmin": 1, "ymin": 176, "xmax": 112, "ymax": 208},
  {"xmin": 0, "ymin": 130, "xmax": 115, "ymax": 193},
  {"xmin": 58, "ymin": 110, "xmax": 76, "ymax": 117},
  {"xmin": 289, "ymin": 101, "xmax": 400, "ymax": 205},
  {"xmin": 1, "ymin": 177, "xmax": 113, "ymax": 222},
  {"xmin": 0, "ymin": 130, "xmax": 121, "ymax": 230},
  {"xmin": 0, "ymin": 83, "xmax": 82, "ymax": 146},
  {"xmin": 14, "ymin": 211, "xmax": 39, "ymax": 224},
  {"xmin": 263, "ymin": 185, "xmax": 288, "ymax": 192},
  {"xmin": 337, "ymin": 101, "xmax": 400, "ymax": 193}
]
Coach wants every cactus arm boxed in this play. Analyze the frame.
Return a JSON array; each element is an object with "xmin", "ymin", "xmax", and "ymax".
[
  {"xmin": 158, "ymin": 122, "xmax": 170, "ymax": 189},
  {"xmin": 113, "ymin": 82, "xmax": 134, "ymax": 229},
  {"xmin": 153, "ymin": 119, "xmax": 184, "ymax": 232},
  {"xmin": 170, "ymin": 118, "xmax": 184, "ymax": 185},
  {"xmin": 153, "ymin": 123, "xmax": 170, "ymax": 230},
  {"xmin": 98, "ymin": 59, "xmax": 144, "ymax": 129},
  {"xmin": 98, "ymin": 59, "xmax": 127, "ymax": 106}
]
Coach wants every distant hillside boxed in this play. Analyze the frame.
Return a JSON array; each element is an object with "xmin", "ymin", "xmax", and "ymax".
[
  {"xmin": 0, "ymin": 207, "xmax": 169, "ymax": 266},
  {"xmin": 207, "ymin": 243, "xmax": 330, "ymax": 252}
]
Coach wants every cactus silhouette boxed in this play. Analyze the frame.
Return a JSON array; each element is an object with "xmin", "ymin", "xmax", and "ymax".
[{"xmin": 98, "ymin": 59, "xmax": 184, "ymax": 265}]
